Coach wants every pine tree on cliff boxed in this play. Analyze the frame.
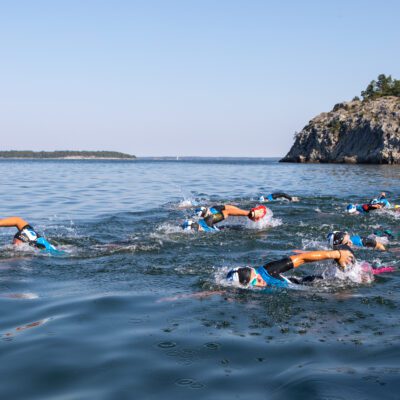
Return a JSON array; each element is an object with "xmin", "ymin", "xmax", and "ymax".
[{"xmin": 361, "ymin": 74, "xmax": 400, "ymax": 100}]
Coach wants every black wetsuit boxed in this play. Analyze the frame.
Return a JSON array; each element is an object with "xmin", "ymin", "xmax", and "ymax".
[
  {"xmin": 270, "ymin": 192, "xmax": 293, "ymax": 201},
  {"xmin": 261, "ymin": 257, "xmax": 323, "ymax": 285},
  {"xmin": 203, "ymin": 206, "xmax": 226, "ymax": 227}
]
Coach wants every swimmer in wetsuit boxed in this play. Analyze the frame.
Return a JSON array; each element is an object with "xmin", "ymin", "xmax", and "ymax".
[
  {"xmin": 259, "ymin": 192, "xmax": 299, "ymax": 202},
  {"xmin": 346, "ymin": 203, "xmax": 383, "ymax": 214},
  {"xmin": 370, "ymin": 192, "xmax": 391, "ymax": 208},
  {"xmin": 327, "ymin": 231, "xmax": 386, "ymax": 251},
  {"xmin": 0, "ymin": 216, "xmax": 62, "ymax": 254},
  {"xmin": 182, "ymin": 204, "xmax": 268, "ymax": 231},
  {"xmin": 347, "ymin": 192, "xmax": 393, "ymax": 214},
  {"xmin": 226, "ymin": 249, "xmax": 355, "ymax": 288}
]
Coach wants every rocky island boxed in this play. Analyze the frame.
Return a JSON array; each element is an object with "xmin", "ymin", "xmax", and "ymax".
[
  {"xmin": 0, "ymin": 151, "xmax": 136, "ymax": 160},
  {"xmin": 281, "ymin": 74, "xmax": 400, "ymax": 164}
]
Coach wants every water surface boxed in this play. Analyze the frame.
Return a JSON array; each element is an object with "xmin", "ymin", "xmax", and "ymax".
[{"xmin": 0, "ymin": 159, "xmax": 399, "ymax": 399}]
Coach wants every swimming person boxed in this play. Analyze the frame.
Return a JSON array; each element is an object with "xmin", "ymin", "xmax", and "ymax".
[
  {"xmin": 347, "ymin": 192, "xmax": 393, "ymax": 214},
  {"xmin": 370, "ymin": 192, "xmax": 391, "ymax": 208},
  {"xmin": 346, "ymin": 203, "xmax": 384, "ymax": 214},
  {"xmin": 0, "ymin": 216, "xmax": 62, "ymax": 254},
  {"xmin": 182, "ymin": 204, "xmax": 268, "ymax": 231},
  {"xmin": 259, "ymin": 192, "xmax": 299, "ymax": 202},
  {"xmin": 327, "ymin": 231, "xmax": 386, "ymax": 251},
  {"xmin": 226, "ymin": 249, "xmax": 355, "ymax": 288}
]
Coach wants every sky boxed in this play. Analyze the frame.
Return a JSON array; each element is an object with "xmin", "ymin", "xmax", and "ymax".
[{"xmin": 0, "ymin": 0, "xmax": 399, "ymax": 157}]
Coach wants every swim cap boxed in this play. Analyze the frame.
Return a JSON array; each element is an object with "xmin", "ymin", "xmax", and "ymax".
[
  {"xmin": 346, "ymin": 204, "xmax": 357, "ymax": 214},
  {"xmin": 36, "ymin": 237, "xmax": 53, "ymax": 250},
  {"xmin": 370, "ymin": 198, "xmax": 379, "ymax": 205},
  {"xmin": 182, "ymin": 220, "xmax": 194, "ymax": 230},
  {"xmin": 226, "ymin": 268, "xmax": 240, "ymax": 283},
  {"xmin": 327, "ymin": 231, "xmax": 347, "ymax": 247},
  {"xmin": 194, "ymin": 207, "xmax": 207, "ymax": 217},
  {"xmin": 226, "ymin": 267, "xmax": 252, "ymax": 285},
  {"xmin": 35, "ymin": 237, "xmax": 64, "ymax": 255}
]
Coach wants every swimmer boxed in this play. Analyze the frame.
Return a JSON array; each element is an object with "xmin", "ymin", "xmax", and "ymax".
[
  {"xmin": 259, "ymin": 192, "xmax": 299, "ymax": 202},
  {"xmin": 346, "ymin": 203, "xmax": 384, "ymax": 214},
  {"xmin": 182, "ymin": 205, "xmax": 268, "ymax": 231},
  {"xmin": 347, "ymin": 192, "xmax": 393, "ymax": 214},
  {"xmin": 226, "ymin": 249, "xmax": 355, "ymax": 288},
  {"xmin": 327, "ymin": 231, "xmax": 386, "ymax": 251},
  {"xmin": 369, "ymin": 192, "xmax": 391, "ymax": 208},
  {"xmin": 0, "ymin": 216, "xmax": 62, "ymax": 254}
]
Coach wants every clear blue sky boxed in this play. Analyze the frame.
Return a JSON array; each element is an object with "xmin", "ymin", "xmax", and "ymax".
[{"xmin": 1, "ymin": 0, "xmax": 399, "ymax": 157}]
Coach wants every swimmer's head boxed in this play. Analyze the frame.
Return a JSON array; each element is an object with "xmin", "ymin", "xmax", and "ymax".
[
  {"xmin": 370, "ymin": 198, "xmax": 379, "ymax": 205},
  {"xmin": 226, "ymin": 267, "xmax": 252, "ymax": 286},
  {"xmin": 346, "ymin": 204, "xmax": 357, "ymax": 214},
  {"xmin": 327, "ymin": 231, "xmax": 349, "ymax": 247},
  {"xmin": 181, "ymin": 220, "xmax": 200, "ymax": 231},
  {"xmin": 194, "ymin": 207, "xmax": 207, "ymax": 217}
]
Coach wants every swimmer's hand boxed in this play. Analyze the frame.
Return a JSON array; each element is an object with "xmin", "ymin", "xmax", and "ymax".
[{"xmin": 335, "ymin": 250, "xmax": 355, "ymax": 271}]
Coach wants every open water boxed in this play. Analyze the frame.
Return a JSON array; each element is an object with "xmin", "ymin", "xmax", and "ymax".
[{"xmin": 0, "ymin": 159, "xmax": 399, "ymax": 400}]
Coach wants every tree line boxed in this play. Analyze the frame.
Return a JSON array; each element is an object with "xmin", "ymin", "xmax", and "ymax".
[
  {"xmin": 356, "ymin": 74, "xmax": 400, "ymax": 101},
  {"xmin": 0, "ymin": 151, "xmax": 135, "ymax": 159}
]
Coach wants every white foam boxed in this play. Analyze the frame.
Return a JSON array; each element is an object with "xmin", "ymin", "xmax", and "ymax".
[
  {"xmin": 382, "ymin": 208, "xmax": 400, "ymax": 220},
  {"xmin": 334, "ymin": 261, "xmax": 375, "ymax": 284},
  {"xmin": 177, "ymin": 199, "xmax": 197, "ymax": 209},
  {"xmin": 301, "ymin": 239, "xmax": 328, "ymax": 250},
  {"xmin": 154, "ymin": 223, "xmax": 187, "ymax": 234},
  {"xmin": 245, "ymin": 209, "xmax": 282, "ymax": 229}
]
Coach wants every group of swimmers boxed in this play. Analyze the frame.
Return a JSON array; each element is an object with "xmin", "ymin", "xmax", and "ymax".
[
  {"xmin": 179, "ymin": 192, "xmax": 397, "ymax": 288},
  {"xmin": 0, "ymin": 191, "xmax": 397, "ymax": 290}
]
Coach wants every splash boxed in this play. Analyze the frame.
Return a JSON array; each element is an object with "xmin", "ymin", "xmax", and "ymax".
[
  {"xmin": 177, "ymin": 198, "xmax": 199, "ymax": 209},
  {"xmin": 154, "ymin": 223, "xmax": 187, "ymax": 235},
  {"xmin": 334, "ymin": 261, "xmax": 375, "ymax": 284},
  {"xmin": 245, "ymin": 209, "xmax": 282, "ymax": 229},
  {"xmin": 381, "ymin": 208, "xmax": 400, "ymax": 220}
]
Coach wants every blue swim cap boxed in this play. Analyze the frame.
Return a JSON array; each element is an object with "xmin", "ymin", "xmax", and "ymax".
[
  {"xmin": 194, "ymin": 207, "xmax": 206, "ymax": 217},
  {"xmin": 346, "ymin": 204, "xmax": 357, "ymax": 214},
  {"xmin": 35, "ymin": 237, "xmax": 64, "ymax": 255},
  {"xmin": 182, "ymin": 220, "xmax": 194, "ymax": 230}
]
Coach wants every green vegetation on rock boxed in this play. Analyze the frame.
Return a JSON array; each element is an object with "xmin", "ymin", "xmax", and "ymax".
[{"xmin": 361, "ymin": 74, "xmax": 400, "ymax": 100}]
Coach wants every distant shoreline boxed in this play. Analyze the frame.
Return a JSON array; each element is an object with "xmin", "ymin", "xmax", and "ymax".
[
  {"xmin": 0, "ymin": 157, "xmax": 136, "ymax": 160},
  {"xmin": 0, "ymin": 151, "xmax": 136, "ymax": 160}
]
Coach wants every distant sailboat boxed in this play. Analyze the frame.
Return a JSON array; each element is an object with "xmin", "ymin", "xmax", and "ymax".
[{"xmin": 176, "ymin": 156, "xmax": 179, "ymax": 161}]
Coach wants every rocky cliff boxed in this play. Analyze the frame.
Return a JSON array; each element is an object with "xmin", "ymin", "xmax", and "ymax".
[{"xmin": 280, "ymin": 96, "xmax": 400, "ymax": 164}]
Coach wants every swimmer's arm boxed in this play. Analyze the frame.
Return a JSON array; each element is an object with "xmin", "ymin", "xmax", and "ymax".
[
  {"xmin": 370, "ymin": 204, "xmax": 382, "ymax": 210},
  {"xmin": 0, "ymin": 217, "xmax": 30, "ymax": 231},
  {"xmin": 362, "ymin": 237, "xmax": 386, "ymax": 251},
  {"xmin": 375, "ymin": 242, "xmax": 386, "ymax": 251},
  {"xmin": 289, "ymin": 250, "xmax": 354, "ymax": 269}
]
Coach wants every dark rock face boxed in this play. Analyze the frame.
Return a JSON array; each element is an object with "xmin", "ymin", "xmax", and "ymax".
[{"xmin": 280, "ymin": 97, "xmax": 400, "ymax": 164}]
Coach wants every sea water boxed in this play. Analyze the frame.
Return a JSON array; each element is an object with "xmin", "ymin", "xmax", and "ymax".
[{"xmin": 0, "ymin": 159, "xmax": 399, "ymax": 399}]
